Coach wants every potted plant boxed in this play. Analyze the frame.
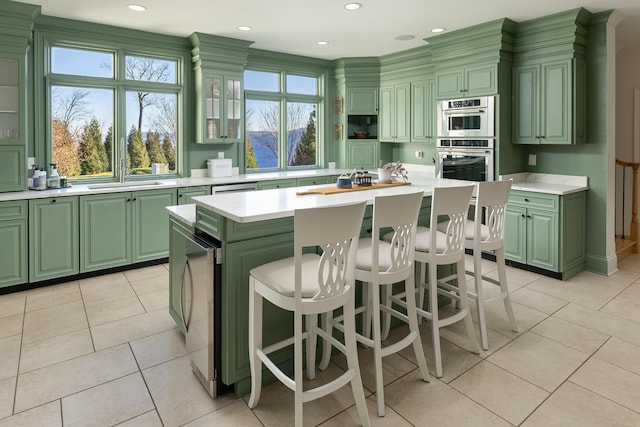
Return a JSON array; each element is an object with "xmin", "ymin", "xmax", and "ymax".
[{"xmin": 377, "ymin": 160, "xmax": 408, "ymax": 183}]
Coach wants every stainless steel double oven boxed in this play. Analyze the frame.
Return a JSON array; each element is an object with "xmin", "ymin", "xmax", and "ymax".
[{"xmin": 436, "ymin": 95, "xmax": 495, "ymax": 182}]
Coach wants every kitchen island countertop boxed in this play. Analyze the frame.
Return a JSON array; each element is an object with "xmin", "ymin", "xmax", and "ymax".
[{"xmin": 191, "ymin": 176, "xmax": 470, "ymax": 223}]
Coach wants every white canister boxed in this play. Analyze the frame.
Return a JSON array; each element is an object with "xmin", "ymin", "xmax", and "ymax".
[{"xmin": 207, "ymin": 159, "xmax": 232, "ymax": 177}]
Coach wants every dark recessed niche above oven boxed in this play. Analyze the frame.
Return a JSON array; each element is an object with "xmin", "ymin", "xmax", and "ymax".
[{"xmin": 347, "ymin": 114, "xmax": 377, "ymax": 139}]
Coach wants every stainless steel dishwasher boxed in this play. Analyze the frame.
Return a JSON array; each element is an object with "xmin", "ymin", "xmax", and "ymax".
[{"xmin": 178, "ymin": 229, "xmax": 228, "ymax": 397}]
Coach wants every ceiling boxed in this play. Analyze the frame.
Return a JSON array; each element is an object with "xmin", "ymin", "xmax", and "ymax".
[{"xmin": 22, "ymin": 0, "xmax": 640, "ymax": 59}]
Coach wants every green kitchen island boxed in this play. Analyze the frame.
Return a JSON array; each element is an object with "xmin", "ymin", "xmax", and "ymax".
[{"xmin": 186, "ymin": 177, "xmax": 462, "ymax": 397}]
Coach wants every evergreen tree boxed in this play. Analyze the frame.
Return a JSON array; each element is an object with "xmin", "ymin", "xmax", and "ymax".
[
  {"xmin": 79, "ymin": 118, "xmax": 108, "ymax": 175},
  {"xmin": 291, "ymin": 110, "xmax": 316, "ymax": 166},
  {"xmin": 246, "ymin": 138, "xmax": 258, "ymax": 168},
  {"xmin": 52, "ymin": 119, "xmax": 81, "ymax": 177},
  {"xmin": 127, "ymin": 126, "xmax": 150, "ymax": 170},
  {"xmin": 161, "ymin": 135, "xmax": 176, "ymax": 171},
  {"xmin": 104, "ymin": 126, "xmax": 113, "ymax": 172},
  {"xmin": 145, "ymin": 131, "xmax": 167, "ymax": 165}
]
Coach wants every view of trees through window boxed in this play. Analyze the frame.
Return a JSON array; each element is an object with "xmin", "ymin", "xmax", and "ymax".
[
  {"xmin": 245, "ymin": 70, "xmax": 319, "ymax": 169},
  {"xmin": 50, "ymin": 47, "xmax": 178, "ymax": 179}
]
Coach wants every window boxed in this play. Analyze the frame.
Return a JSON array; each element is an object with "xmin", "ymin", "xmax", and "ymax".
[
  {"xmin": 48, "ymin": 46, "xmax": 181, "ymax": 180},
  {"xmin": 245, "ymin": 70, "xmax": 320, "ymax": 170}
]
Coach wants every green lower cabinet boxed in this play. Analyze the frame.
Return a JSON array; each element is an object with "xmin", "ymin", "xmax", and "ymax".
[
  {"xmin": 178, "ymin": 186, "xmax": 210, "ymax": 205},
  {"xmin": 80, "ymin": 192, "xmax": 131, "ymax": 272},
  {"xmin": 504, "ymin": 190, "xmax": 585, "ymax": 278},
  {"xmin": 222, "ymin": 232, "xmax": 295, "ymax": 392},
  {"xmin": 80, "ymin": 188, "xmax": 176, "ymax": 272},
  {"xmin": 296, "ymin": 176, "xmax": 331, "ymax": 186},
  {"xmin": 257, "ymin": 179, "xmax": 297, "ymax": 190},
  {"xmin": 132, "ymin": 189, "xmax": 177, "ymax": 262},
  {"xmin": 29, "ymin": 197, "xmax": 79, "ymax": 282},
  {"xmin": 0, "ymin": 200, "xmax": 27, "ymax": 287}
]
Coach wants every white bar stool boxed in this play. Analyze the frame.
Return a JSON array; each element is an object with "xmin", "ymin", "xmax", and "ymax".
[
  {"xmin": 321, "ymin": 191, "xmax": 430, "ymax": 417},
  {"xmin": 247, "ymin": 202, "xmax": 370, "ymax": 427},
  {"xmin": 410, "ymin": 185, "xmax": 481, "ymax": 378},
  {"xmin": 459, "ymin": 180, "xmax": 518, "ymax": 350}
]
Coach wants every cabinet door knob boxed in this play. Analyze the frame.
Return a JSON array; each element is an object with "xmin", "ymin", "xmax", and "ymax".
[
  {"xmin": 526, "ymin": 215, "xmax": 532, "ymax": 219},
  {"xmin": 127, "ymin": 198, "xmax": 131, "ymax": 202},
  {"xmin": 132, "ymin": 198, "xmax": 137, "ymax": 202},
  {"xmin": 524, "ymin": 198, "xmax": 529, "ymax": 202},
  {"xmin": 51, "ymin": 199, "xmax": 56, "ymax": 203}
]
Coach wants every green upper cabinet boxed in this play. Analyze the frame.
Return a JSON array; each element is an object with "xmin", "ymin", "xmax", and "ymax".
[
  {"xmin": 0, "ymin": 2, "xmax": 37, "ymax": 192},
  {"xmin": 348, "ymin": 140, "xmax": 378, "ymax": 170},
  {"xmin": 513, "ymin": 58, "xmax": 586, "ymax": 145},
  {"xmin": 29, "ymin": 197, "xmax": 79, "ymax": 282},
  {"xmin": 511, "ymin": 8, "xmax": 589, "ymax": 145},
  {"xmin": 435, "ymin": 63, "xmax": 497, "ymax": 99},
  {"xmin": 347, "ymin": 87, "xmax": 378, "ymax": 114},
  {"xmin": 0, "ymin": 57, "xmax": 23, "ymax": 147},
  {"xmin": 411, "ymin": 79, "xmax": 436, "ymax": 143},
  {"xmin": 199, "ymin": 73, "xmax": 243, "ymax": 143},
  {"xmin": 0, "ymin": 145, "xmax": 26, "ymax": 192},
  {"xmin": 379, "ymin": 83, "xmax": 410, "ymax": 143},
  {"xmin": 190, "ymin": 33, "xmax": 252, "ymax": 144}
]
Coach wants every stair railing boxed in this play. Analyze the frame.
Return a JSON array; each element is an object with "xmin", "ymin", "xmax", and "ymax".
[{"xmin": 615, "ymin": 158, "xmax": 639, "ymax": 253}]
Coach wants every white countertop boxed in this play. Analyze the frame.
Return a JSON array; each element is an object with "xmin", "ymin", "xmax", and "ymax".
[
  {"xmin": 499, "ymin": 173, "xmax": 588, "ymax": 195},
  {"xmin": 166, "ymin": 204, "xmax": 196, "ymax": 227},
  {"xmin": 192, "ymin": 176, "xmax": 471, "ymax": 223},
  {"xmin": 0, "ymin": 168, "xmax": 349, "ymax": 202}
]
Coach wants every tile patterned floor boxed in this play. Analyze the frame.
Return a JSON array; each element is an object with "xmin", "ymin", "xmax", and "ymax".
[{"xmin": 1, "ymin": 255, "xmax": 640, "ymax": 426}]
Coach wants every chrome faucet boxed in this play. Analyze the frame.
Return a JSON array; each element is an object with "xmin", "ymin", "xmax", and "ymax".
[{"xmin": 120, "ymin": 137, "xmax": 126, "ymax": 183}]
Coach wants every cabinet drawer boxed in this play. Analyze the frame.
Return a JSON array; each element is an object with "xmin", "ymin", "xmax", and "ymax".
[
  {"xmin": 508, "ymin": 191, "xmax": 558, "ymax": 210},
  {"xmin": 296, "ymin": 176, "xmax": 331, "ymax": 186},
  {"xmin": 0, "ymin": 200, "xmax": 27, "ymax": 220}
]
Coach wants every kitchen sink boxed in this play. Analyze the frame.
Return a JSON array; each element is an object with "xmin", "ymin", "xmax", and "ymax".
[{"xmin": 87, "ymin": 181, "xmax": 167, "ymax": 190}]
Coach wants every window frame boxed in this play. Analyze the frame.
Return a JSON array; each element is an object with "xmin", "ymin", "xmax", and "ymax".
[
  {"xmin": 244, "ymin": 67, "xmax": 324, "ymax": 171},
  {"xmin": 34, "ymin": 21, "xmax": 188, "ymax": 183}
]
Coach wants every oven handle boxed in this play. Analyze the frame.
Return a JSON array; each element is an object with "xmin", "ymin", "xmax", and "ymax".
[
  {"xmin": 437, "ymin": 149, "xmax": 493, "ymax": 155},
  {"xmin": 442, "ymin": 109, "xmax": 485, "ymax": 115}
]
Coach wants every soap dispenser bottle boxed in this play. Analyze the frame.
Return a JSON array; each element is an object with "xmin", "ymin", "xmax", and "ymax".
[
  {"xmin": 48, "ymin": 163, "xmax": 60, "ymax": 189},
  {"xmin": 38, "ymin": 167, "xmax": 47, "ymax": 190}
]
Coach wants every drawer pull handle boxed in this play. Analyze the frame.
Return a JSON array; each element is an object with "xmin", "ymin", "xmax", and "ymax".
[{"xmin": 524, "ymin": 198, "xmax": 529, "ymax": 202}]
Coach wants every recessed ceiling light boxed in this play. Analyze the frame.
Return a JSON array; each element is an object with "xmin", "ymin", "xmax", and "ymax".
[
  {"xmin": 395, "ymin": 35, "xmax": 415, "ymax": 41},
  {"xmin": 238, "ymin": 26, "xmax": 252, "ymax": 31},
  {"xmin": 127, "ymin": 4, "xmax": 146, "ymax": 12},
  {"xmin": 317, "ymin": 41, "xmax": 329, "ymax": 45},
  {"xmin": 344, "ymin": 3, "xmax": 361, "ymax": 11},
  {"xmin": 431, "ymin": 28, "xmax": 446, "ymax": 33}
]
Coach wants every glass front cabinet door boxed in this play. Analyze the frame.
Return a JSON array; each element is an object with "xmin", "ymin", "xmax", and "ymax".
[
  {"xmin": 0, "ymin": 58, "xmax": 20, "ymax": 144},
  {"xmin": 201, "ymin": 73, "xmax": 243, "ymax": 143}
]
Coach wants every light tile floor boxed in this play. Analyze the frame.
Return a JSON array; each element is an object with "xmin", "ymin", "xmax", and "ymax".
[{"xmin": 1, "ymin": 255, "xmax": 640, "ymax": 426}]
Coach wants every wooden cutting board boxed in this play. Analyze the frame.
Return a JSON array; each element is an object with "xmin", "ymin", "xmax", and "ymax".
[{"xmin": 296, "ymin": 181, "xmax": 411, "ymax": 195}]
